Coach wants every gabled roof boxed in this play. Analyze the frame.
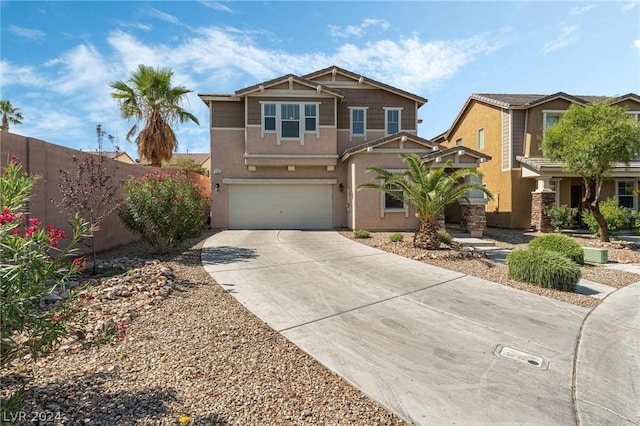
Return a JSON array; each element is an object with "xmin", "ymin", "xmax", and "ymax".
[
  {"xmin": 171, "ymin": 153, "xmax": 211, "ymax": 165},
  {"xmin": 435, "ymin": 91, "xmax": 640, "ymax": 141},
  {"xmin": 235, "ymin": 73, "xmax": 345, "ymax": 99},
  {"xmin": 341, "ymin": 131, "xmax": 436, "ymax": 160},
  {"xmin": 303, "ymin": 65, "xmax": 428, "ymax": 106},
  {"xmin": 422, "ymin": 146, "xmax": 491, "ymax": 163}
]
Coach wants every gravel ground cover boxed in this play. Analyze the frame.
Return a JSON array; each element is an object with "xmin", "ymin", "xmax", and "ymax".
[
  {"xmin": 340, "ymin": 227, "xmax": 640, "ymax": 309},
  {"xmin": 1, "ymin": 230, "xmax": 407, "ymax": 426}
]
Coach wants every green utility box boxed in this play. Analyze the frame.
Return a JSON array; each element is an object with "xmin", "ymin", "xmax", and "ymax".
[{"xmin": 582, "ymin": 247, "xmax": 608, "ymax": 264}]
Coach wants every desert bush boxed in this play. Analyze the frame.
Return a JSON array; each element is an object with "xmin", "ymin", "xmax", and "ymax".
[
  {"xmin": 543, "ymin": 205, "xmax": 578, "ymax": 232},
  {"xmin": 437, "ymin": 229, "xmax": 452, "ymax": 245},
  {"xmin": 529, "ymin": 234, "xmax": 584, "ymax": 265},
  {"xmin": 118, "ymin": 170, "xmax": 210, "ymax": 253},
  {"xmin": 389, "ymin": 233, "xmax": 404, "ymax": 243},
  {"xmin": 507, "ymin": 248, "xmax": 581, "ymax": 292},
  {"xmin": 581, "ymin": 197, "xmax": 630, "ymax": 237},
  {"xmin": 1, "ymin": 158, "xmax": 90, "ymax": 414},
  {"xmin": 354, "ymin": 229, "xmax": 371, "ymax": 239}
]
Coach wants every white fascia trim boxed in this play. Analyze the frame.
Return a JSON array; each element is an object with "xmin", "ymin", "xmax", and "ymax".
[
  {"xmin": 251, "ymin": 90, "xmax": 337, "ymax": 98},
  {"xmin": 244, "ymin": 154, "xmax": 339, "ymax": 158},
  {"xmin": 223, "ymin": 178, "xmax": 337, "ymax": 185},
  {"xmin": 508, "ymin": 111, "xmax": 513, "ymax": 170}
]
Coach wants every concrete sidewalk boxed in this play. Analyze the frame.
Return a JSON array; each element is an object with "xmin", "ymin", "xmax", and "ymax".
[{"xmin": 202, "ymin": 230, "xmax": 639, "ymax": 425}]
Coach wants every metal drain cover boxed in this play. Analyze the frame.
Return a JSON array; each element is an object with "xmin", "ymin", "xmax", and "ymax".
[{"xmin": 494, "ymin": 345, "xmax": 549, "ymax": 369}]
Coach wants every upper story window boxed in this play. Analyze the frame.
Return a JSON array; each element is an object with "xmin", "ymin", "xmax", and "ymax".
[
  {"xmin": 350, "ymin": 107, "xmax": 367, "ymax": 138},
  {"xmin": 477, "ymin": 128, "xmax": 484, "ymax": 150},
  {"xmin": 281, "ymin": 104, "xmax": 300, "ymax": 138},
  {"xmin": 385, "ymin": 108, "xmax": 402, "ymax": 136},
  {"xmin": 542, "ymin": 110, "xmax": 564, "ymax": 133},
  {"xmin": 304, "ymin": 104, "xmax": 317, "ymax": 132},
  {"xmin": 455, "ymin": 137, "xmax": 463, "ymax": 146},
  {"xmin": 264, "ymin": 104, "xmax": 276, "ymax": 131},
  {"xmin": 261, "ymin": 102, "xmax": 320, "ymax": 142}
]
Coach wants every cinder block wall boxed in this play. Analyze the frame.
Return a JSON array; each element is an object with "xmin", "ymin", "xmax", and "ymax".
[{"xmin": 1, "ymin": 132, "xmax": 209, "ymax": 254}]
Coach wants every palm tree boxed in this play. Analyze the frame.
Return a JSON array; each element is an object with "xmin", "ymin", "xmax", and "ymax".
[
  {"xmin": 110, "ymin": 65, "xmax": 199, "ymax": 167},
  {"xmin": 358, "ymin": 153, "xmax": 493, "ymax": 249},
  {"xmin": 0, "ymin": 100, "xmax": 23, "ymax": 131}
]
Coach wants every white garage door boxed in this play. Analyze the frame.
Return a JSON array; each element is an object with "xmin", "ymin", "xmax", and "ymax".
[{"xmin": 228, "ymin": 184, "xmax": 333, "ymax": 229}]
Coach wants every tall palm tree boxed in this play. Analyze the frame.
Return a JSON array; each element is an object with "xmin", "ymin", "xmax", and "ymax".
[
  {"xmin": 0, "ymin": 100, "xmax": 23, "ymax": 131},
  {"xmin": 110, "ymin": 65, "xmax": 199, "ymax": 167},
  {"xmin": 359, "ymin": 153, "xmax": 493, "ymax": 249}
]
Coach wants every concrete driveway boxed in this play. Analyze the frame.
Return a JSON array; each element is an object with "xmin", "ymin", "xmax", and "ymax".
[{"xmin": 202, "ymin": 230, "xmax": 639, "ymax": 425}]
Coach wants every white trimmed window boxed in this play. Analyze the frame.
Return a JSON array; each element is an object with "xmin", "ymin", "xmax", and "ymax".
[
  {"xmin": 261, "ymin": 102, "xmax": 320, "ymax": 143},
  {"xmin": 616, "ymin": 180, "xmax": 636, "ymax": 209},
  {"xmin": 549, "ymin": 178, "xmax": 561, "ymax": 206},
  {"xmin": 384, "ymin": 108, "xmax": 402, "ymax": 136},
  {"xmin": 542, "ymin": 110, "xmax": 564, "ymax": 133},
  {"xmin": 350, "ymin": 107, "xmax": 367, "ymax": 138},
  {"xmin": 380, "ymin": 181, "xmax": 408, "ymax": 217},
  {"xmin": 263, "ymin": 103, "xmax": 276, "ymax": 131},
  {"xmin": 477, "ymin": 128, "xmax": 484, "ymax": 150},
  {"xmin": 455, "ymin": 137, "xmax": 463, "ymax": 146}
]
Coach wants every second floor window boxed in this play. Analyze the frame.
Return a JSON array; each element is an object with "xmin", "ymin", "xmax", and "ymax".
[
  {"xmin": 352, "ymin": 108, "xmax": 365, "ymax": 136},
  {"xmin": 262, "ymin": 102, "xmax": 320, "ymax": 141},
  {"xmin": 477, "ymin": 128, "xmax": 484, "ymax": 150},
  {"xmin": 264, "ymin": 104, "xmax": 276, "ymax": 131},
  {"xmin": 385, "ymin": 108, "xmax": 401, "ymax": 136}
]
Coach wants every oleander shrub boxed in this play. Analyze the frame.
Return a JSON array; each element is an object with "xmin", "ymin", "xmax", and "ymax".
[
  {"xmin": 119, "ymin": 170, "xmax": 210, "ymax": 253},
  {"xmin": 543, "ymin": 205, "xmax": 578, "ymax": 232},
  {"xmin": 437, "ymin": 229, "xmax": 452, "ymax": 245},
  {"xmin": 529, "ymin": 234, "xmax": 584, "ymax": 265},
  {"xmin": 389, "ymin": 233, "xmax": 404, "ymax": 243},
  {"xmin": 507, "ymin": 248, "xmax": 581, "ymax": 292},
  {"xmin": 581, "ymin": 197, "xmax": 630, "ymax": 237},
  {"xmin": 354, "ymin": 229, "xmax": 370, "ymax": 239}
]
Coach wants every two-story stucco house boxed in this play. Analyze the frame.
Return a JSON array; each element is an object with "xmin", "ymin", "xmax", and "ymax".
[
  {"xmin": 434, "ymin": 92, "xmax": 640, "ymax": 231},
  {"xmin": 199, "ymin": 66, "xmax": 490, "ymax": 233}
]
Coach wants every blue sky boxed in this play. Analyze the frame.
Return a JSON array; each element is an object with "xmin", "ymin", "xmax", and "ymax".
[{"xmin": 2, "ymin": 1, "xmax": 639, "ymax": 158}]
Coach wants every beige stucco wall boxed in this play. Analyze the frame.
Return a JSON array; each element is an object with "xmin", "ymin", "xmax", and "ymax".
[
  {"xmin": 524, "ymin": 98, "xmax": 573, "ymax": 156},
  {"xmin": 0, "ymin": 132, "xmax": 158, "ymax": 253}
]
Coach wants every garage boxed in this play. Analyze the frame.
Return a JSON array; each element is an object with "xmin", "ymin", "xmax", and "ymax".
[{"xmin": 227, "ymin": 182, "xmax": 334, "ymax": 229}]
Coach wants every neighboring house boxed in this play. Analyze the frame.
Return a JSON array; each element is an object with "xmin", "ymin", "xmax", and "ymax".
[
  {"xmin": 91, "ymin": 150, "xmax": 136, "ymax": 164},
  {"xmin": 199, "ymin": 65, "xmax": 490, "ymax": 233},
  {"xmin": 169, "ymin": 152, "xmax": 212, "ymax": 175},
  {"xmin": 434, "ymin": 92, "xmax": 640, "ymax": 230}
]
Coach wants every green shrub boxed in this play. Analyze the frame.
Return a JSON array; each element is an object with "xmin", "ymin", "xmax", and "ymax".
[
  {"xmin": 543, "ymin": 205, "xmax": 578, "ymax": 232},
  {"xmin": 389, "ymin": 233, "xmax": 404, "ymax": 243},
  {"xmin": 437, "ymin": 229, "xmax": 452, "ymax": 245},
  {"xmin": 529, "ymin": 234, "xmax": 584, "ymax": 265},
  {"xmin": 119, "ymin": 170, "xmax": 210, "ymax": 253},
  {"xmin": 507, "ymin": 248, "xmax": 581, "ymax": 292},
  {"xmin": 354, "ymin": 229, "xmax": 370, "ymax": 239},
  {"xmin": 581, "ymin": 197, "xmax": 630, "ymax": 237}
]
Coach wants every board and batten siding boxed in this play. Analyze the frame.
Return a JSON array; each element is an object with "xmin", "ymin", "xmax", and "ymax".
[
  {"xmin": 511, "ymin": 109, "xmax": 526, "ymax": 168},
  {"xmin": 335, "ymin": 88, "xmax": 416, "ymax": 132},
  {"xmin": 211, "ymin": 101, "xmax": 245, "ymax": 128},
  {"xmin": 501, "ymin": 109, "xmax": 511, "ymax": 171}
]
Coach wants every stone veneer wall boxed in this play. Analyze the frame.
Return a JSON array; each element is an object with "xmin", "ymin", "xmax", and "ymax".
[
  {"xmin": 531, "ymin": 191, "xmax": 556, "ymax": 232},
  {"xmin": 459, "ymin": 204, "xmax": 487, "ymax": 237}
]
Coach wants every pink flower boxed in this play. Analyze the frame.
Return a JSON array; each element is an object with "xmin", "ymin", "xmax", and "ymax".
[
  {"xmin": 52, "ymin": 313, "xmax": 60, "ymax": 321},
  {"xmin": 29, "ymin": 218, "xmax": 41, "ymax": 226},
  {"xmin": 11, "ymin": 156, "xmax": 19, "ymax": 166},
  {"xmin": 25, "ymin": 225, "xmax": 38, "ymax": 238},
  {"xmin": 85, "ymin": 294, "xmax": 95, "ymax": 301},
  {"xmin": 73, "ymin": 258, "xmax": 84, "ymax": 270},
  {"xmin": 11, "ymin": 228, "xmax": 19, "ymax": 235}
]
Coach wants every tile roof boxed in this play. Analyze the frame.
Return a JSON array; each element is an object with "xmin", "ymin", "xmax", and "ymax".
[
  {"xmin": 472, "ymin": 92, "xmax": 638, "ymax": 108},
  {"xmin": 422, "ymin": 146, "xmax": 491, "ymax": 162},
  {"xmin": 517, "ymin": 156, "xmax": 640, "ymax": 172}
]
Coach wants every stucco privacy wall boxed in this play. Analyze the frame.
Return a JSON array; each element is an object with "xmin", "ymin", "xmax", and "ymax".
[{"xmin": 1, "ymin": 132, "xmax": 211, "ymax": 253}]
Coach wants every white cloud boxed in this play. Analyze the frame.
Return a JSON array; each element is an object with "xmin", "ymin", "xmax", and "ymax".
[
  {"xmin": 147, "ymin": 7, "xmax": 181, "ymax": 25},
  {"xmin": 634, "ymin": 39, "xmax": 640, "ymax": 48},
  {"xmin": 623, "ymin": 0, "xmax": 639, "ymax": 10},
  {"xmin": 115, "ymin": 21, "xmax": 152, "ymax": 31},
  {"xmin": 543, "ymin": 25, "xmax": 578, "ymax": 55},
  {"xmin": 8, "ymin": 24, "xmax": 46, "ymax": 40},
  {"xmin": 198, "ymin": 1, "xmax": 234, "ymax": 13},
  {"xmin": 0, "ymin": 60, "xmax": 46, "ymax": 87},
  {"xmin": 329, "ymin": 19, "xmax": 391, "ymax": 38},
  {"xmin": 569, "ymin": 4, "xmax": 596, "ymax": 15}
]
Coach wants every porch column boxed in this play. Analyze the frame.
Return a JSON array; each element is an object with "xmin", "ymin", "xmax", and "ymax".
[
  {"xmin": 531, "ymin": 178, "xmax": 555, "ymax": 232},
  {"xmin": 434, "ymin": 209, "xmax": 445, "ymax": 231},
  {"xmin": 459, "ymin": 174, "xmax": 488, "ymax": 237}
]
